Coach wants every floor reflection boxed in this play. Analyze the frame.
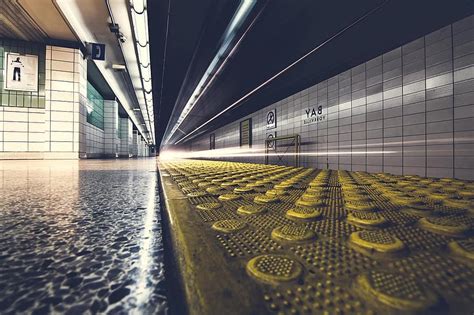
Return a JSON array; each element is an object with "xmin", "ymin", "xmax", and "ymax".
[{"xmin": 0, "ymin": 159, "xmax": 167, "ymax": 314}]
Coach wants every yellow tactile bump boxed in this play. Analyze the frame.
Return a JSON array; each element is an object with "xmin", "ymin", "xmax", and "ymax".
[
  {"xmin": 265, "ymin": 189, "xmax": 289, "ymax": 197},
  {"xmin": 295, "ymin": 199, "xmax": 325, "ymax": 208},
  {"xmin": 254, "ymin": 195, "xmax": 280, "ymax": 204},
  {"xmin": 191, "ymin": 178, "xmax": 207, "ymax": 184},
  {"xmin": 237, "ymin": 204, "xmax": 267, "ymax": 215},
  {"xmin": 347, "ymin": 212, "xmax": 387, "ymax": 228},
  {"xmin": 459, "ymin": 190, "xmax": 474, "ymax": 199},
  {"xmin": 211, "ymin": 219, "xmax": 247, "ymax": 233},
  {"xmin": 305, "ymin": 186, "xmax": 328, "ymax": 194},
  {"xmin": 356, "ymin": 271, "xmax": 440, "ymax": 312},
  {"xmin": 443, "ymin": 199, "xmax": 470, "ymax": 211},
  {"xmin": 300, "ymin": 192, "xmax": 328, "ymax": 200},
  {"xmin": 286, "ymin": 207, "xmax": 322, "ymax": 221},
  {"xmin": 206, "ymin": 186, "xmax": 226, "ymax": 195},
  {"xmin": 211, "ymin": 178, "xmax": 226, "ymax": 184},
  {"xmin": 449, "ymin": 239, "xmax": 474, "ymax": 262},
  {"xmin": 418, "ymin": 217, "xmax": 470, "ymax": 237},
  {"xmin": 412, "ymin": 189, "xmax": 432, "ymax": 197},
  {"xmin": 196, "ymin": 202, "xmax": 222, "ymax": 210},
  {"xmin": 256, "ymin": 179, "xmax": 273, "ymax": 185},
  {"xmin": 300, "ymin": 192, "xmax": 329, "ymax": 201},
  {"xmin": 426, "ymin": 192, "xmax": 448, "ymax": 203},
  {"xmin": 401, "ymin": 205, "xmax": 434, "ymax": 217},
  {"xmin": 308, "ymin": 181, "xmax": 329, "ymax": 188},
  {"xmin": 273, "ymin": 183, "xmax": 294, "ymax": 190},
  {"xmin": 232, "ymin": 179, "xmax": 248, "ymax": 184},
  {"xmin": 349, "ymin": 231, "xmax": 405, "ymax": 255},
  {"xmin": 197, "ymin": 182, "xmax": 213, "ymax": 188},
  {"xmin": 218, "ymin": 193, "xmax": 242, "ymax": 201},
  {"xmin": 246, "ymin": 182, "xmax": 266, "ymax": 188},
  {"xmin": 220, "ymin": 181, "xmax": 238, "ymax": 188},
  {"xmin": 344, "ymin": 194, "xmax": 372, "ymax": 203},
  {"xmin": 233, "ymin": 186, "xmax": 254, "ymax": 194},
  {"xmin": 246, "ymin": 254, "xmax": 302, "ymax": 285},
  {"xmin": 186, "ymin": 191, "xmax": 208, "ymax": 197},
  {"xmin": 271, "ymin": 225, "xmax": 316, "ymax": 243},
  {"xmin": 344, "ymin": 202, "xmax": 377, "ymax": 212}
]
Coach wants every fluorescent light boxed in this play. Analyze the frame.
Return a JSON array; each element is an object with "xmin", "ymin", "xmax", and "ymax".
[
  {"xmin": 129, "ymin": 0, "xmax": 155, "ymax": 144},
  {"xmin": 163, "ymin": 0, "xmax": 256, "ymax": 144}
]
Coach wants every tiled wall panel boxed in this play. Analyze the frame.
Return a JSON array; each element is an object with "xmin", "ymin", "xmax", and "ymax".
[
  {"xmin": 188, "ymin": 15, "xmax": 474, "ymax": 180},
  {"xmin": 103, "ymin": 100, "xmax": 119, "ymax": 156},
  {"xmin": 119, "ymin": 117, "xmax": 133, "ymax": 157}
]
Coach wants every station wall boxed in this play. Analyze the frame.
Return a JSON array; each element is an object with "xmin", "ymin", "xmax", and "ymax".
[
  {"xmin": 189, "ymin": 15, "xmax": 474, "ymax": 180},
  {"xmin": 0, "ymin": 39, "xmax": 149, "ymax": 159}
]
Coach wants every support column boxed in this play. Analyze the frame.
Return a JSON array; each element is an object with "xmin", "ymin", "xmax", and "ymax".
[{"xmin": 103, "ymin": 100, "xmax": 119, "ymax": 157}]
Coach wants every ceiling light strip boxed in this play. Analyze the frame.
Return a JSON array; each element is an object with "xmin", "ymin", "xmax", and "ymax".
[
  {"xmin": 163, "ymin": 0, "xmax": 257, "ymax": 145},
  {"xmin": 130, "ymin": 0, "xmax": 155, "ymax": 144},
  {"xmin": 174, "ymin": 0, "xmax": 389, "ymax": 145}
]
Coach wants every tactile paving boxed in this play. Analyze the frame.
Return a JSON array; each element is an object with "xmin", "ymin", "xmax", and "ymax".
[
  {"xmin": 347, "ymin": 211, "xmax": 387, "ymax": 228},
  {"xmin": 237, "ymin": 204, "xmax": 267, "ymax": 215},
  {"xmin": 160, "ymin": 159, "xmax": 474, "ymax": 314},
  {"xmin": 271, "ymin": 225, "xmax": 316, "ymax": 243},
  {"xmin": 212, "ymin": 219, "xmax": 247, "ymax": 233},
  {"xmin": 350, "ymin": 230, "xmax": 405, "ymax": 255},
  {"xmin": 355, "ymin": 271, "xmax": 440, "ymax": 312},
  {"xmin": 196, "ymin": 202, "xmax": 222, "ymax": 210},
  {"xmin": 419, "ymin": 216, "xmax": 470, "ymax": 237},
  {"xmin": 246, "ymin": 254, "xmax": 302, "ymax": 284},
  {"xmin": 286, "ymin": 206, "xmax": 322, "ymax": 221},
  {"xmin": 218, "ymin": 193, "xmax": 242, "ymax": 201}
]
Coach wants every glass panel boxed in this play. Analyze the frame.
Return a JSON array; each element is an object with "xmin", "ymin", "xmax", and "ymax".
[{"xmin": 86, "ymin": 81, "xmax": 104, "ymax": 130}]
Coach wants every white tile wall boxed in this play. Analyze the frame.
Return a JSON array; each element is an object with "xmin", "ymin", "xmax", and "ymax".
[
  {"xmin": 119, "ymin": 117, "xmax": 133, "ymax": 157},
  {"xmin": 189, "ymin": 15, "xmax": 474, "ymax": 180},
  {"xmin": 44, "ymin": 45, "xmax": 83, "ymax": 158},
  {"xmin": 1, "ymin": 43, "xmax": 142, "ymax": 160},
  {"xmin": 103, "ymin": 100, "xmax": 119, "ymax": 157}
]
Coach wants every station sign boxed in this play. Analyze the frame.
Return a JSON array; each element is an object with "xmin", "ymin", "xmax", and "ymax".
[
  {"xmin": 303, "ymin": 105, "xmax": 326, "ymax": 125},
  {"xmin": 266, "ymin": 109, "xmax": 276, "ymax": 129}
]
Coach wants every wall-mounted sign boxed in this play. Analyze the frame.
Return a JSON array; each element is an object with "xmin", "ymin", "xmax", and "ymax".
[
  {"xmin": 266, "ymin": 132, "xmax": 276, "ymax": 150},
  {"xmin": 266, "ymin": 109, "xmax": 276, "ymax": 129},
  {"xmin": 4, "ymin": 53, "xmax": 38, "ymax": 92},
  {"xmin": 90, "ymin": 43, "xmax": 106, "ymax": 61},
  {"xmin": 303, "ymin": 105, "xmax": 326, "ymax": 125},
  {"xmin": 240, "ymin": 118, "xmax": 252, "ymax": 147},
  {"xmin": 210, "ymin": 133, "xmax": 215, "ymax": 150}
]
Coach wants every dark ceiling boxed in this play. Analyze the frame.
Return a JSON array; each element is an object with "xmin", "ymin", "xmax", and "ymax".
[{"xmin": 149, "ymin": 0, "xmax": 474, "ymax": 149}]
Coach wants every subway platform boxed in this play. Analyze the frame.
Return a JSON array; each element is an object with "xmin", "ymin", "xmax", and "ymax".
[
  {"xmin": 159, "ymin": 159, "xmax": 474, "ymax": 315},
  {"xmin": 0, "ymin": 159, "xmax": 167, "ymax": 314}
]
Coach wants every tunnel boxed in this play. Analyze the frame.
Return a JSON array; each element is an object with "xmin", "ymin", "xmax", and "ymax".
[{"xmin": 0, "ymin": 0, "xmax": 473, "ymax": 314}]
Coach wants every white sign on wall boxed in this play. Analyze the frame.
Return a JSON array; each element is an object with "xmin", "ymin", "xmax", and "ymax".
[
  {"xmin": 266, "ymin": 109, "xmax": 276, "ymax": 129},
  {"xmin": 4, "ymin": 53, "xmax": 38, "ymax": 92},
  {"xmin": 266, "ymin": 132, "xmax": 276, "ymax": 150},
  {"xmin": 303, "ymin": 105, "xmax": 326, "ymax": 125}
]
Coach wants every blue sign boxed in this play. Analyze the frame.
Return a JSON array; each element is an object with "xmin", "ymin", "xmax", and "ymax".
[{"xmin": 91, "ymin": 43, "xmax": 105, "ymax": 61}]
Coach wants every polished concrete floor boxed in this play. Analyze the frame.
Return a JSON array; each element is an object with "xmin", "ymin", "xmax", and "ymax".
[{"xmin": 0, "ymin": 159, "xmax": 167, "ymax": 314}]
